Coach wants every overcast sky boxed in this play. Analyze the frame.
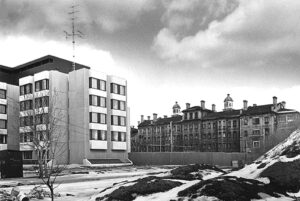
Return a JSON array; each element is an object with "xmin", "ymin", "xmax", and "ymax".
[{"xmin": 1, "ymin": 0, "xmax": 300, "ymax": 126}]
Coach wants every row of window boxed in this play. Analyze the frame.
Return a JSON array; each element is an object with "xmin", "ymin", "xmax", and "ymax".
[
  {"xmin": 111, "ymin": 99, "xmax": 126, "ymax": 111},
  {"xmin": 20, "ymin": 131, "xmax": 49, "ymax": 142},
  {"xmin": 89, "ymin": 77, "xmax": 106, "ymax": 91},
  {"xmin": 20, "ymin": 79, "xmax": 49, "ymax": 95},
  {"xmin": 20, "ymin": 97, "xmax": 49, "ymax": 111},
  {"xmin": 89, "ymin": 113, "xmax": 126, "ymax": 126},
  {"xmin": 111, "ymin": 83, "xmax": 126, "ymax": 95},
  {"xmin": 20, "ymin": 114, "xmax": 48, "ymax": 127},
  {"xmin": 90, "ymin": 130, "xmax": 126, "ymax": 141},
  {"xmin": 0, "ymin": 89, "xmax": 6, "ymax": 99},
  {"xmin": 89, "ymin": 95, "xmax": 106, "ymax": 107},
  {"xmin": 244, "ymin": 117, "xmax": 269, "ymax": 125},
  {"xmin": 111, "ymin": 115, "xmax": 126, "ymax": 126},
  {"xmin": 89, "ymin": 96, "xmax": 126, "ymax": 111}
]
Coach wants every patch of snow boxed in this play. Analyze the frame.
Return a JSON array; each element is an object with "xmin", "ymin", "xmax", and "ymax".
[
  {"xmin": 251, "ymin": 192, "xmax": 295, "ymax": 201},
  {"xmin": 228, "ymin": 129, "xmax": 300, "ymax": 180},
  {"xmin": 256, "ymin": 177, "xmax": 270, "ymax": 184},
  {"xmin": 287, "ymin": 189, "xmax": 300, "ymax": 197},
  {"xmin": 202, "ymin": 171, "xmax": 223, "ymax": 180},
  {"xmin": 134, "ymin": 180, "xmax": 198, "ymax": 201}
]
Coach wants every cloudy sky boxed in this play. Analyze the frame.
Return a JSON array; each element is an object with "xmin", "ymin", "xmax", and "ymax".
[{"xmin": 1, "ymin": 0, "xmax": 300, "ymax": 125}]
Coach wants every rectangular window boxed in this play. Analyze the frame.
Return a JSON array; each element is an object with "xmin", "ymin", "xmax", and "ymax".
[
  {"xmin": 89, "ymin": 77, "xmax": 106, "ymax": 91},
  {"xmin": 89, "ymin": 112, "xmax": 106, "ymax": 124},
  {"xmin": 35, "ymin": 97, "xmax": 49, "ymax": 108},
  {"xmin": 0, "ymin": 104, "xmax": 6, "ymax": 114},
  {"xmin": 35, "ymin": 79, "xmax": 49, "ymax": 92},
  {"xmin": 23, "ymin": 151, "xmax": 33, "ymax": 160},
  {"xmin": 233, "ymin": 120, "xmax": 237, "ymax": 128},
  {"xmin": 244, "ymin": 118, "xmax": 248, "ymax": 125},
  {"xmin": 264, "ymin": 128, "xmax": 270, "ymax": 135},
  {"xmin": 111, "ymin": 83, "xmax": 126, "ymax": 95},
  {"xmin": 111, "ymin": 99, "xmax": 118, "ymax": 110},
  {"xmin": 0, "ymin": 134, "xmax": 7, "ymax": 144},
  {"xmin": 264, "ymin": 117, "xmax": 269, "ymax": 124},
  {"xmin": 35, "ymin": 114, "xmax": 48, "ymax": 125},
  {"xmin": 253, "ymin": 118, "xmax": 260, "ymax": 125},
  {"xmin": 111, "ymin": 115, "xmax": 126, "ymax": 126},
  {"xmin": 89, "ymin": 95, "xmax": 106, "ymax": 107},
  {"xmin": 0, "ymin": 120, "xmax": 7, "ymax": 129},
  {"xmin": 89, "ymin": 129, "xmax": 107, "ymax": 140},
  {"xmin": 0, "ymin": 89, "xmax": 6, "ymax": 99},
  {"xmin": 253, "ymin": 130, "xmax": 260, "ymax": 135},
  {"xmin": 253, "ymin": 141, "xmax": 260, "ymax": 148},
  {"xmin": 20, "ymin": 132, "xmax": 33, "ymax": 143}
]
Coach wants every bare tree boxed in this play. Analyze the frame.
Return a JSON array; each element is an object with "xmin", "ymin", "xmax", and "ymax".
[{"xmin": 20, "ymin": 90, "xmax": 68, "ymax": 201}]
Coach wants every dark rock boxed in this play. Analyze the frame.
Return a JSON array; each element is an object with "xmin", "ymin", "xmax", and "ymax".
[
  {"xmin": 260, "ymin": 159, "xmax": 300, "ymax": 193},
  {"xmin": 280, "ymin": 141, "xmax": 300, "ymax": 158},
  {"xmin": 257, "ymin": 162, "xmax": 267, "ymax": 169},
  {"xmin": 177, "ymin": 176, "xmax": 289, "ymax": 201},
  {"xmin": 97, "ymin": 176, "xmax": 182, "ymax": 201},
  {"xmin": 167, "ymin": 164, "xmax": 225, "ymax": 181}
]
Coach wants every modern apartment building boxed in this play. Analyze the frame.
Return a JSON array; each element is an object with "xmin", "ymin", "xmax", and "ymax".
[
  {"xmin": 134, "ymin": 94, "xmax": 300, "ymax": 155},
  {"xmin": 0, "ymin": 55, "xmax": 130, "ymax": 165}
]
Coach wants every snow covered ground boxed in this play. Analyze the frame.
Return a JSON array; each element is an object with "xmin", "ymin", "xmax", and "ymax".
[
  {"xmin": 0, "ymin": 166, "xmax": 172, "ymax": 201},
  {"xmin": 1, "ymin": 130, "xmax": 300, "ymax": 201}
]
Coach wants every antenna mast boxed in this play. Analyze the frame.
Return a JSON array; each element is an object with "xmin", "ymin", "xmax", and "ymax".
[{"xmin": 64, "ymin": 1, "xmax": 84, "ymax": 71}]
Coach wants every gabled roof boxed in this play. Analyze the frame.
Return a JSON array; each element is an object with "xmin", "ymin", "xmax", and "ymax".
[
  {"xmin": 182, "ymin": 106, "xmax": 212, "ymax": 113},
  {"xmin": 242, "ymin": 104, "xmax": 274, "ymax": 116},
  {"xmin": 203, "ymin": 109, "xmax": 241, "ymax": 120},
  {"xmin": 138, "ymin": 115, "xmax": 182, "ymax": 127}
]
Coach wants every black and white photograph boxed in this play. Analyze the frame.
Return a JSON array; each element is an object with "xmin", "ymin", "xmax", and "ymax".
[{"xmin": 0, "ymin": 0, "xmax": 300, "ymax": 200}]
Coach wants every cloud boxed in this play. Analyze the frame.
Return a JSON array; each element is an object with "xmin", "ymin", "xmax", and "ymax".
[
  {"xmin": 0, "ymin": 0, "xmax": 156, "ymax": 38},
  {"xmin": 153, "ymin": 0, "xmax": 300, "ymax": 70},
  {"xmin": 0, "ymin": 36, "xmax": 119, "ymax": 74}
]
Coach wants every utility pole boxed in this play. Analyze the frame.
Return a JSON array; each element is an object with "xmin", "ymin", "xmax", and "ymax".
[
  {"xmin": 64, "ymin": 1, "xmax": 84, "ymax": 71},
  {"xmin": 170, "ymin": 121, "xmax": 173, "ymax": 152}
]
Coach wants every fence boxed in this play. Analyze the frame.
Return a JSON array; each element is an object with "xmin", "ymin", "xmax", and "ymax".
[{"xmin": 129, "ymin": 152, "xmax": 260, "ymax": 166}]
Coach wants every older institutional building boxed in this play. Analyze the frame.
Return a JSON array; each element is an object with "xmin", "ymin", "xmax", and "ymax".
[
  {"xmin": 133, "ymin": 94, "xmax": 300, "ymax": 155},
  {"xmin": 0, "ymin": 55, "xmax": 130, "ymax": 165}
]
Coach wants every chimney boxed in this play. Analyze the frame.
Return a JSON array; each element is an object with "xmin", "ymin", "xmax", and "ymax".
[
  {"xmin": 164, "ymin": 115, "xmax": 167, "ymax": 118},
  {"xmin": 153, "ymin": 113, "xmax": 157, "ymax": 121},
  {"xmin": 186, "ymin": 103, "xmax": 190, "ymax": 109},
  {"xmin": 212, "ymin": 104, "xmax": 216, "ymax": 112},
  {"xmin": 243, "ymin": 100, "xmax": 248, "ymax": 110},
  {"xmin": 282, "ymin": 101, "xmax": 286, "ymax": 108},
  {"xmin": 273, "ymin": 96, "xmax": 277, "ymax": 106},
  {"xmin": 201, "ymin": 100, "xmax": 205, "ymax": 109},
  {"xmin": 138, "ymin": 121, "xmax": 140, "ymax": 125},
  {"xmin": 141, "ymin": 115, "xmax": 144, "ymax": 122},
  {"xmin": 253, "ymin": 104, "xmax": 257, "ymax": 107},
  {"xmin": 147, "ymin": 116, "xmax": 150, "ymax": 120}
]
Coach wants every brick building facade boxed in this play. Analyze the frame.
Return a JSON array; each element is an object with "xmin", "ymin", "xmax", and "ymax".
[{"xmin": 133, "ymin": 94, "xmax": 300, "ymax": 154}]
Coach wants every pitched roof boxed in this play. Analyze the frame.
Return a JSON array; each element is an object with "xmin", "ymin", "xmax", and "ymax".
[
  {"xmin": 182, "ymin": 106, "xmax": 212, "ymax": 113},
  {"xmin": 138, "ymin": 115, "xmax": 182, "ymax": 127},
  {"xmin": 242, "ymin": 104, "xmax": 274, "ymax": 116},
  {"xmin": 203, "ymin": 109, "xmax": 241, "ymax": 120}
]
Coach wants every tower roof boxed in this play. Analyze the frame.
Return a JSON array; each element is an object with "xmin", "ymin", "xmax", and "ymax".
[
  {"xmin": 173, "ymin": 101, "xmax": 181, "ymax": 109},
  {"xmin": 224, "ymin": 94, "xmax": 233, "ymax": 102}
]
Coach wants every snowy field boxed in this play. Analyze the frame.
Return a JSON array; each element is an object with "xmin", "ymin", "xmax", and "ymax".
[
  {"xmin": 0, "ymin": 166, "xmax": 173, "ymax": 201},
  {"xmin": 1, "ymin": 130, "xmax": 300, "ymax": 201}
]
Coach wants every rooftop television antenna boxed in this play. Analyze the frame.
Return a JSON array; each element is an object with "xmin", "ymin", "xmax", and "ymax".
[{"xmin": 64, "ymin": 2, "xmax": 84, "ymax": 71}]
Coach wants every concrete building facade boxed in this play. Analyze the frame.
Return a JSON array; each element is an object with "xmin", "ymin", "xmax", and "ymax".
[{"xmin": 0, "ymin": 55, "xmax": 130, "ymax": 165}]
